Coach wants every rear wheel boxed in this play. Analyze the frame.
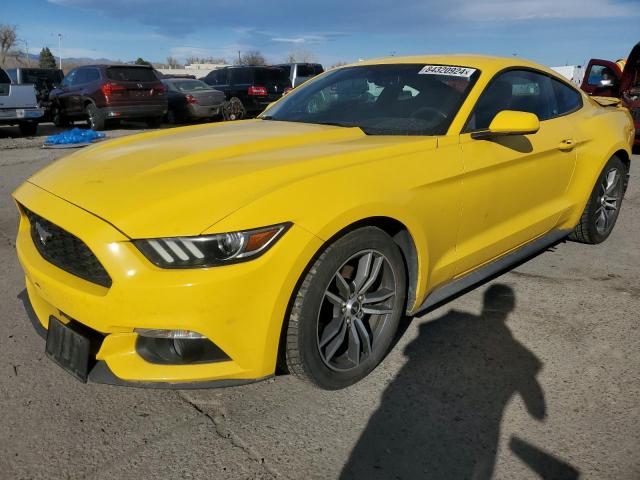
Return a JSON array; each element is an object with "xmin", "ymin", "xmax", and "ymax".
[
  {"xmin": 85, "ymin": 103, "xmax": 106, "ymax": 131},
  {"xmin": 569, "ymin": 155, "xmax": 627, "ymax": 244},
  {"xmin": 146, "ymin": 116, "xmax": 163, "ymax": 128},
  {"xmin": 222, "ymin": 97, "xmax": 245, "ymax": 121},
  {"xmin": 18, "ymin": 122, "xmax": 38, "ymax": 136},
  {"xmin": 166, "ymin": 109, "xmax": 184, "ymax": 125},
  {"xmin": 285, "ymin": 227, "xmax": 407, "ymax": 389}
]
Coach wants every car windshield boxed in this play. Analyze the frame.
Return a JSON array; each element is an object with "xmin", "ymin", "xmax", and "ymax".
[
  {"xmin": 173, "ymin": 80, "xmax": 213, "ymax": 92},
  {"xmin": 262, "ymin": 64, "xmax": 480, "ymax": 135}
]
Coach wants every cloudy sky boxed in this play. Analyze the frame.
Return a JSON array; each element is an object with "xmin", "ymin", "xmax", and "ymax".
[{"xmin": 5, "ymin": 0, "xmax": 640, "ymax": 67}]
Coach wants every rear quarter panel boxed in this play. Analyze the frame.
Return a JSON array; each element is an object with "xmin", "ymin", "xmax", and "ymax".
[{"xmin": 557, "ymin": 97, "xmax": 633, "ymax": 230}]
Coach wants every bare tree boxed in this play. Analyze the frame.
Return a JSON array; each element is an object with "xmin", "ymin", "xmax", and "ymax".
[
  {"xmin": 286, "ymin": 50, "xmax": 317, "ymax": 63},
  {"xmin": 165, "ymin": 56, "xmax": 181, "ymax": 69},
  {"xmin": 0, "ymin": 24, "xmax": 18, "ymax": 66},
  {"xmin": 235, "ymin": 50, "xmax": 266, "ymax": 66},
  {"xmin": 185, "ymin": 55, "xmax": 227, "ymax": 65},
  {"xmin": 329, "ymin": 61, "xmax": 348, "ymax": 69}
]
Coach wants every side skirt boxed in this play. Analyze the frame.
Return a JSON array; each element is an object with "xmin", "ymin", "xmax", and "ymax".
[{"xmin": 413, "ymin": 229, "xmax": 571, "ymax": 315}]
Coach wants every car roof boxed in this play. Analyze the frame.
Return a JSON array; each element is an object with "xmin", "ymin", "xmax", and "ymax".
[
  {"xmin": 77, "ymin": 64, "xmax": 153, "ymax": 69},
  {"xmin": 348, "ymin": 54, "xmax": 561, "ymax": 78}
]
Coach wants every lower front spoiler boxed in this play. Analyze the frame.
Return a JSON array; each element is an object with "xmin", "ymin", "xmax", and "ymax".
[{"xmin": 18, "ymin": 289, "xmax": 272, "ymax": 390}]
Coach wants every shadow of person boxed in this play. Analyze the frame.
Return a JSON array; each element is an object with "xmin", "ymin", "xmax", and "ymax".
[{"xmin": 341, "ymin": 284, "xmax": 547, "ymax": 480}]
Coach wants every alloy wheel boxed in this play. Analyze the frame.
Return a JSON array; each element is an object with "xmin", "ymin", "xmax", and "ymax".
[
  {"xmin": 595, "ymin": 168, "xmax": 621, "ymax": 235},
  {"xmin": 316, "ymin": 250, "xmax": 397, "ymax": 371}
]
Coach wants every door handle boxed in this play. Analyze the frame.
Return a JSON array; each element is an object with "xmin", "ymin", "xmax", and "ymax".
[{"xmin": 557, "ymin": 139, "xmax": 575, "ymax": 151}]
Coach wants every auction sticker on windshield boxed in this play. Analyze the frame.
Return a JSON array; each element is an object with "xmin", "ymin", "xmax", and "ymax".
[{"xmin": 418, "ymin": 65, "xmax": 476, "ymax": 77}]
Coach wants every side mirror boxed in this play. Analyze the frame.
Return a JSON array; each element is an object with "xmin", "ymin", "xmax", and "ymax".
[{"xmin": 471, "ymin": 110, "xmax": 540, "ymax": 140}]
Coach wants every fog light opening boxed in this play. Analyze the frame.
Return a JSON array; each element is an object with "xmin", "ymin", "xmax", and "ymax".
[
  {"xmin": 135, "ymin": 328, "xmax": 205, "ymax": 339},
  {"xmin": 135, "ymin": 329, "xmax": 230, "ymax": 365}
]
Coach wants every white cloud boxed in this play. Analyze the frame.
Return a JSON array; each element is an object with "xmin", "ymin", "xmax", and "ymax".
[
  {"xmin": 454, "ymin": 0, "xmax": 638, "ymax": 21},
  {"xmin": 272, "ymin": 37, "xmax": 307, "ymax": 44},
  {"xmin": 60, "ymin": 47, "xmax": 108, "ymax": 58}
]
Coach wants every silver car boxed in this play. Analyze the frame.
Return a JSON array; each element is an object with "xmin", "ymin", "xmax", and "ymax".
[{"xmin": 162, "ymin": 78, "xmax": 226, "ymax": 123}]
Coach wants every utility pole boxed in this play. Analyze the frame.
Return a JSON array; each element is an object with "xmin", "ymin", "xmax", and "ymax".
[
  {"xmin": 24, "ymin": 40, "xmax": 29, "ymax": 66},
  {"xmin": 58, "ymin": 33, "xmax": 62, "ymax": 69},
  {"xmin": 238, "ymin": 50, "xmax": 241, "ymax": 64}
]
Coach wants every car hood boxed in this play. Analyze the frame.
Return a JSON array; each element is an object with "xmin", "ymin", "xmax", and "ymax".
[{"xmin": 27, "ymin": 120, "xmax": 418, "ymax": 238}]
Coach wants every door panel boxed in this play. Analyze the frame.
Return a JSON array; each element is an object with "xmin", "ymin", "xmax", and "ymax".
[
  {"xmin": 455, "ymin": 116, "xmax": 577, "ymax": 276},
  {"xmin": 580, "ymin": 59, "xmax": 621, "ymax": 97}
]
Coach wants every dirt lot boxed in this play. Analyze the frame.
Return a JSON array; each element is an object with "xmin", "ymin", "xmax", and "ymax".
[{"xmin": 1, "ymin": 123, "xmax": 639, "ymax": 479}]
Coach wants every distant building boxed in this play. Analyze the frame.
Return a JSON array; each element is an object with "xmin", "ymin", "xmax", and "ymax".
[
  {"xmin": 184, "ymin": 63, "xmax": 226, "ymax": 71},
  {"xmin": 551, "ymin": 65, "xmax": 584, "ymax": 86}
]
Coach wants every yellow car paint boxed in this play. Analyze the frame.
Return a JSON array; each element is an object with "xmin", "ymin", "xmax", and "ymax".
[{"xmin": 13, "ymin": 54, "xmax": 633, "ymax": 385}]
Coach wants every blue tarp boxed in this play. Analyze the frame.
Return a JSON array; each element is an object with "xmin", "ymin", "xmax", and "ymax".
[{"xmin": 44, "ymin": 128, "xmax": 105, "ymax": 146}]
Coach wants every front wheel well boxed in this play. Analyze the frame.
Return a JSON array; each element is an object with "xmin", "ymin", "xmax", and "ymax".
[{"xmin": 325, "ymin": 217, "xmax": 418, "ymax": 310}]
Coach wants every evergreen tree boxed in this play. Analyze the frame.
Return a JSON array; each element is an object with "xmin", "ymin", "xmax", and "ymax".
[
  {"xmin": 39, "ymin": 47, "xmax": 56, "ymax": 68},
  {"xmin": 134, "ymin": 57, "xmax": 151, "ymax": 66}
]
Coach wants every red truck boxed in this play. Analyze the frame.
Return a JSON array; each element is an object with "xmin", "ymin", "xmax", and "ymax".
[{"xmin": 581, "ymin": 42, "xmax": 639, "ymax": 147}]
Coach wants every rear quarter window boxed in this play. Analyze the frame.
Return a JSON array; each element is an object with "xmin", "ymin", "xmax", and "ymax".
[
  {"xmin": 107, "ymin": 67, "xmax": 158, "ymax": 82},
  {"xmin": 296, "ymin": 65, "xmax": 315, "ymax": 77},
  {"xmin": 551, "ymin": 78, "xmax": 582, "ymax": 115},
  {"xmin": 254, "ymin": 68, "xmax": 289, "ymax": 84},
  {"xmin": 229, "ymin": 68, "xmax": 253, "ymax": 85}
]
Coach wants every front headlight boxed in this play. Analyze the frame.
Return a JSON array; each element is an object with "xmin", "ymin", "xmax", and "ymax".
[{"xmin": 133, "ymin": 223, "xmax": 291, "ymax": 268}]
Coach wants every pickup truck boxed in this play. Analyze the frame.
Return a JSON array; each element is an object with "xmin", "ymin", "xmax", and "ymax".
[
  {"xmin": 0, "ymin": 67, "xmax": 45, "ymax": 136},
  {"xmin": 5, "ymin": 67, "xmax": 64, "ymax": 120},
  {"xmin": 581, "ymin": 42, "xmax": 639, "ymax": 147}
]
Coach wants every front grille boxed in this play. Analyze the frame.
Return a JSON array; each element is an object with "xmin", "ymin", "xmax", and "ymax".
[{"xmin": 23, "ymin": 207, "xmax": 112, "ymax": 288}]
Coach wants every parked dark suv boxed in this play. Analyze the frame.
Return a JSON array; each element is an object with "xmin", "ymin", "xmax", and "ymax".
[
  {"xmin": 201, "ymin": 66, "xmax": 291, "ymax": 120},
  {"xmin": 49, "ymin": 65, "xmax": 167, "ymax": 130}
]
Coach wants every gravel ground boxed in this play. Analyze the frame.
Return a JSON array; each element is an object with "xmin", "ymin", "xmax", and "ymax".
[{"xmin": 1, "ymin": 123, "xmax": 638, "ymax": 479}]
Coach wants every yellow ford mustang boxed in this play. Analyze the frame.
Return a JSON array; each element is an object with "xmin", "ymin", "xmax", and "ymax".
[{"xmin": 13, "ymin": 55, "xmax": 634, "ymax": 389}]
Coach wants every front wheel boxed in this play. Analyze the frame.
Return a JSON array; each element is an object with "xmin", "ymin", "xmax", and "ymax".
[
  {"xmin": 569, "ymin": 155, "xmax": 627, "ymax": 244},
  {"xmin": 285, "ymin": 227, "xmax": 407, "ymax": 389}
]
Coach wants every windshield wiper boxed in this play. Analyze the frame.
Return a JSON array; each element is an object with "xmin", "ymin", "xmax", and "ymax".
[{"xmin": 314, "ymin": 121, "xmax": 351, "ymax": 128}]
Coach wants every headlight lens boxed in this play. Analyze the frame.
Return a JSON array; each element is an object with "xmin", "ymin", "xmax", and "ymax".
[{"xmin": 133, "ymin": 223, "xmax": 291, "ymax": 268}]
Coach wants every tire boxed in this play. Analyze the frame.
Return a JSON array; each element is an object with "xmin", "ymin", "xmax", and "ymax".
[
  {"xmin": 18, "ymin": 122, "xmax": 38, "ymax": 136},
  {"xmin": 85, "ymin": 103, "xmax": 106, "ymax": 131},
  {"xmin": 146, "ymin": 116, "xmax": 163, "ymax": 128},
  {"xmin": 51, "ymin": 103, "xmax": 70, "ymax": 128},
  {"xmin": 222, "ymin": 97, "xmax": 246, "ymax": 121},
  {"xmin": 569, "ymin": 155, "xmax": 627, "ymax": 244},
  {"xmin": 166, "ymin": 109, "xmax": 185, "ymax": 125},
  {"xmin": 285, "ymin": 227, "xmax": 407, "ymax": 390}
]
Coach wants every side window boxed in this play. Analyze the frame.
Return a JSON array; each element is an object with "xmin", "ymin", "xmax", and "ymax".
[
  {"xmin": 208, "ymin": 69, "xmax": 227, "ymax": 85},
  {"xmin": 551, "ymin": 78, "xmax": 582, "ymax": 115},
  {"xmin": 466, "ymin": 70, "xmax": 556, "ymax": 131},
  {"xmin": 229, "ymin": 68, "xmax": 253, "ymax": 85},
  {"xmin": 62, "ymin": 70, "xmax": 77, "ymax": 86},
  {"xmin": 74, "ymin": 69, "xmax": 88, "ymax": 84},
  {"xmin": 85, "ymin": 68, "xmax": 100, "ymax": 83},
  {"xmin": 586, "ymin": 65, "xmax": 617, "ymax": 86}
]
